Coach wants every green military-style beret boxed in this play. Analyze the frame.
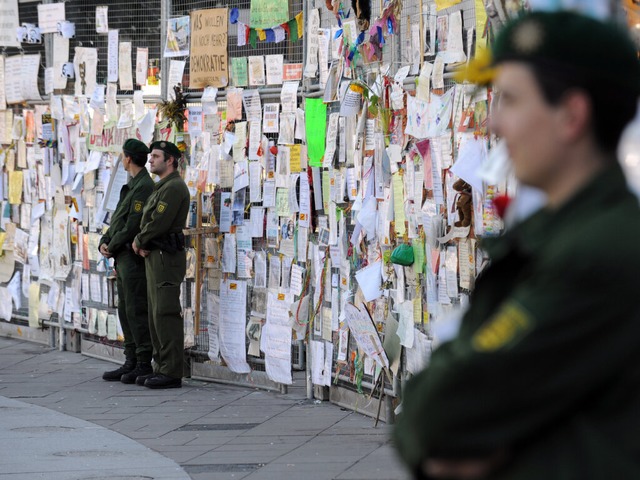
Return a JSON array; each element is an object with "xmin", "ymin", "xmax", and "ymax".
[
  {"xmin": 150, "ymin": 140, "xmax": 182, "ymax": 160},
  {"xmin": 122, "ymin": 138, "xmax": 150, "ymax": 157},
  {"xmin": 492, "ymin": 10, "xmax": 640, "ymax": 94}
]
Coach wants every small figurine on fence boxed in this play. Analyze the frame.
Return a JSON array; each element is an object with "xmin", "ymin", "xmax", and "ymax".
[{"xmin": 453, "ymin": 179, "xmax": 473, "ymax": 228}]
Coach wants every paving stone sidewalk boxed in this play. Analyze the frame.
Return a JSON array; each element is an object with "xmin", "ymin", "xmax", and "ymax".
[{"xmin": 0, "ymin": 336, "xmax": 408, "ymax": 480}]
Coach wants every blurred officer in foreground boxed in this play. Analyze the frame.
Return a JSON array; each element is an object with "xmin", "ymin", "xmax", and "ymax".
[
  {"xmin": 100, "ymin": 139, "xmax": 154, "ymax": 383},
  {"xmin": 133, "ymin": 141, "xmax": 190, "ymax": 389},
  {"xmin": 394, "ymin": 10, "xmax": 640, "ymax": 480}
]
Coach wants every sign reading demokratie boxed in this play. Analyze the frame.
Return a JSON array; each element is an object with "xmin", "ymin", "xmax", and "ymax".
[{"xmin": 190, "ymin": 8, "xmax": 228, "ymax": 89}]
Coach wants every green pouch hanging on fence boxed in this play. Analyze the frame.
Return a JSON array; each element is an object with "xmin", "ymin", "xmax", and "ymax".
[{"xmin": 390, "ymin": 243, "xmax": 414, "ymax": 266}]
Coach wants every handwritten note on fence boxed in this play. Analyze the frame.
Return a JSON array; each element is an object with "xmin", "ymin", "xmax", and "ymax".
[{"xmin": 189, "ymin": 8, "xmax": 228, "ymax": 88}]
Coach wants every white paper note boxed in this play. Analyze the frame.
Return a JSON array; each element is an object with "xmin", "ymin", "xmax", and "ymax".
[
  {"xmin": 219, "ymin": 191, "xmax": 232, "ymax": 232},
  {"xmin": 219, "ymin": 279, "xmax": 251, "ymax": 373},
  {"xmin": 96, "ymin": 6, "xmax": 108, "ymax": 33},
  {"xmin": 262, "ymin": 291, "xmax": 294, "ymax": 384},
  {"xmin": 53, "ymin": 35, "xmax": 70, "ymax": 90},
  {"xmin": 203, "ymin": 294, "xmax": 219, "ymax": 359},
  {"xmin": 250, "ymin": 206, "xmax": 265, "ymax": 237},
  {"xmin": 0, "ymin": 0, "xmax": 19, "ymax": 47},
  {"xmin": 304, "ymin": 9, "xmax": 320, "ymax": 78},
  {"xmin": 21, "ymin": 55, "xmax": 42, "ymax": 101},
  {"xmin": 397, "ymin": 300, "xmax": 415, "ymax": 348},
  {"xmin": 74, "ymin": 47, "xmax": 98, "ymax": 97},
  {"xmin": 107, "ymin": 30, "xmax": 119, "ymax": 83},
  {"xmin": 280, "ymin": 81, "xmax": 299, "ymax": 113},
  {"xmin": 265, "ymin": 54, "xmax": 284, "ymax": 85},
  {"xmin": 355, "ymin": 261, "xmax": 383, "ymax": 302},
  {"xmin": 263, "ymin": 103, "xmax": 280, "ymax": 133},
  {"xmin": 242, "ymin": 89, "xmax": 262, "ymax": 123},
  {"xmin": 37, "ymin": 3, "xmax": 65, "ymax": 33},
  {"xmin": 248, "ymin": 56, "xmax": 265, "ymax": 86},
  {"xmin": 168, "ymin": 60, "xmax": 186, "ymax": 100},
  {"xmin": 222, "ymin": 233, "xmax": 236, "ymax": 274},
  {"xmin": 135, "ymin": 47, "xmax": 148, "ymax": 87},
  {"xmin": 4, "ymin": 56, "xmax": 24, "ymax": 104},
  {"xmin": 0, "ymin": 57, "xmax": 6, "ymax": 109},
  {"xmin": 344, "ymin": 303, "xmax": 389, "ymax": 368},
  {"xmin": 118, "ymin": 42, "xmax": 133, "ymax": 90}
]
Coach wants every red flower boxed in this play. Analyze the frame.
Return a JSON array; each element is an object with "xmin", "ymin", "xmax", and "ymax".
[{"xmin": 492, "ymin": 195, "xmax": 511, "ymax": 219}]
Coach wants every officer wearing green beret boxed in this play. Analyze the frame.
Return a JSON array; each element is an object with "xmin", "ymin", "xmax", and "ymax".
[
  {"xmin": 394, "ymin": 11, "xmax": 640, "ymax": 479},
  {"xmin": 100, "ymin": 138, "xmax": 154, "ymax": 383},
  {"xmin": 132, "ymin": 140, "xmax": 190, "ymax": 389}
]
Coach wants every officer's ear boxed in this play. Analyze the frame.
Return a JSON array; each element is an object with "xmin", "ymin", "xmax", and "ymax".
[{"xmin": 558, "ymin": 88, "xmax": 592, "ymax": 145}]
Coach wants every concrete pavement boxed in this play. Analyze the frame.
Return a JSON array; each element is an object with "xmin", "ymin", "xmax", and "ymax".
[{"xmin": 0, "ymin": 336, "xmax": 408, "ymax": 480}]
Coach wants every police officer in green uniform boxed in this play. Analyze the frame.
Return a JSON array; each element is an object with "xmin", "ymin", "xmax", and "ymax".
[
  {"xmin": 394, "ymin": 11, "xmax": 640, "ymax": 480},
  {"xmin": 132, "ymin": 141, "xmax": 190, "ymax": 389},
  {"xmin": 100, "ymin": 139, "xmax": 154, "ymax": 383}
]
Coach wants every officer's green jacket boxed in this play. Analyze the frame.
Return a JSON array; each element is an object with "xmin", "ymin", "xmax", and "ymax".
[
  {"xmin": 394, "ymin": 163, "xmax": 640, "ymax": 479},
  {"xmin": 134, "ymin": 171, "xmax": 190, "ymax": 250},
  {"xmin": 100, "ymin": 169, "xmax": 154, "ymax": 256}
]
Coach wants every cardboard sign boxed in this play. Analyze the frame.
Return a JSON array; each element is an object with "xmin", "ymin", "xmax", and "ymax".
[{"xmin": 189, "ymin": 8, "xmax": 228, "ymax": 88}]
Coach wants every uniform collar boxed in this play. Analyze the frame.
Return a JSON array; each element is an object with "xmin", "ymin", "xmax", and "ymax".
[
  {"xmin": 483, "ymin": 163, "xmax": 630, "ymax": 259},
  {"xmin": 127, "ymin": 168, "xmax": 151, "ymax": 188},
  {"xmin": 154, "ymin": 170, "xmax": 180, "ymax": 189}
]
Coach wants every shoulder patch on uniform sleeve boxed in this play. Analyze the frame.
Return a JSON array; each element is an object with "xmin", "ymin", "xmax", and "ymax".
[
  {"xmin": 156, "ymin": 201, "xmax": 168, "ymax": 214},
  {"xmin": 133, "ymin": 200, "xmax": 143, "ymax": 212},
  {"xmin": 472, "ymin": 302, "xmax": 533, "ymax": 352}
]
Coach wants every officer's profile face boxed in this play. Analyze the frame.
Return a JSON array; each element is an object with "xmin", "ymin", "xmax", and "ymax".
[
  {"xmin": 491, "ymin": 62, "xmax": 569, "ymax": 189},
  {"xmin": 121, "ymin": 153, "xmax": 131, "ymax": 172},
  {"xmin": 149, "ymin": 149, "xmax": 168, "ymax": 176}
]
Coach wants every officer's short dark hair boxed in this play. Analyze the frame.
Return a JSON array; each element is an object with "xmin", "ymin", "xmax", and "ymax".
[
  {"xmin": 157, "ymin": 150, "xmax": 179, "ymax": 169},
  {"xmin": 122, "ymin": 138, "xmax": 150, "ymax": 167},
  {"xmin": 529, "ymin": 64, "xmax": 637, "ymax": 154},
  {"xmin": 492, "ymin": 11, "xmax": 640, "ymax": 154},
  {"xmin": 167, "ymin": 154, "xmax": 179, "ymax": 169},
  {"xmin": 126, "ymin": 151, "xmax": 148, "ymax": 167}
]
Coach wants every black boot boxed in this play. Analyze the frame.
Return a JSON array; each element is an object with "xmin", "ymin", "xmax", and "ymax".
[
  {"xmin": 144, "ymin": 373, "xmax": 182, "ymax": 389},
  {"xmin": 120, "ymin": 361, "xmax": 153, "ymax": 384},
  {"xmin": 136, "ymin": 373, "xmax": 157, "ymax": 386},
  {"xmin": 102, "ymin": 359, "xmax": 136, "ymax": 381}
]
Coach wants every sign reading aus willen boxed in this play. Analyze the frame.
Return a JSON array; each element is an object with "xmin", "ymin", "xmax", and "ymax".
[{"xmin": 189, "ymin": 8, "xmax": 228, "ymax": 89}]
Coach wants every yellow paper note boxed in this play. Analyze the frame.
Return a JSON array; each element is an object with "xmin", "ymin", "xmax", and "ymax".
[
  {"xmin": 322, "ymin": 170, "xmax": 331, "ymax": 213},
  {"xmin": 413, "ymin": 237, "xmax": 425, "ymax": 274},
  {"xmin": 0, "ymin": 232, "xmax": 6, "ymax": 255},
  {"xmin": 392, "ymin": 172, "xmax": 406, "ymax": 236},
  {"xmin": 6, "ymin": 150, "xmax": 15, "ymax": 171},
  {"xmin": 414, "ymin": 287, "xmax": 422, "ymax": 324},
  {"xmin": 8, "ymin": 170, "xmax": 23, "ymax": 205},
  {"xmin": 436, "ymin": 0, "xmax": 462, "ymax": 10},
  {"xmin": 475, "ymin": 0, "xmax": 488, "ymax": 53},
  {"xmin": 290, "ymin": 144, "xmax": 302, "ymax": 172},
  {"xmin": 296, "ymin": 12, "xmax": 304, "ymax": 38}
]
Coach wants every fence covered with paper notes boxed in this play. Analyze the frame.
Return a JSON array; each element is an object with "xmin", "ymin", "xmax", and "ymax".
[{"xmin": 0, "ymin": 0, "xmax": 516, "ymax": 419}]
